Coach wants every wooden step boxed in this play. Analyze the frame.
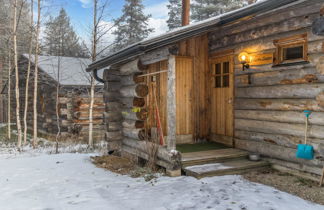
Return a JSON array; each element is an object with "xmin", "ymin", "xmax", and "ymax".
[
  {"xmin": 184, "ymin": 159, "xmax": 269, "ymax": 179},
  {"xmin": 181, "ymin": 149, "xmax": 249, "ymax": 167}
]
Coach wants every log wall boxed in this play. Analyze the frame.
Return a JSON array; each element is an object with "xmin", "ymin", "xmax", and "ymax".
[{"xmin": 209, "ymin": 0, "xmax": 324, "ymax": 176}]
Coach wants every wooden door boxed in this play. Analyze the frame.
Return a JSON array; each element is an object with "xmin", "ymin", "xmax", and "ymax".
[
  {"xmin": 176, "ymin": 56, "xmax": 193, "ymax": 136},
  {"xmin": 209, "ymin": 55, "xmax": 234, "ymax": 146}
]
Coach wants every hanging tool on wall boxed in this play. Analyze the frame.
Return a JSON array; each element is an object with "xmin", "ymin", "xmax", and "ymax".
[
  {"xmin": 151, "ymin": 82, "xmax": 165, "ymax": 146},
  {"xmin": 296, "ymin": 110, "xmax": 314, "ymax": 160}
]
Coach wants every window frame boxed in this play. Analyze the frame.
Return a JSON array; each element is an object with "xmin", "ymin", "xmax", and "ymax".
[
  {"xmin": 273, "ymin": 33, "xmax": 308, "ymax": 66},
  {"xmin": 212, "ymin": 61, "xmax": 230, "ymax": 88}
]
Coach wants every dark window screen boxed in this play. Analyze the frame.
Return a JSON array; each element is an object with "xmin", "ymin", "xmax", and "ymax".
[{"xmin": 283, "ymin": 46, "xmax": 303, "ymax": 60}]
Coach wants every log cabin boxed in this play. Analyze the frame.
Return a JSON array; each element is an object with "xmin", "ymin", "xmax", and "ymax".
[
  {"xmin": 1, "ymin": 54, "xmax": 105, "ymax": 142},
  {"xmin": 87, "ymin": 0, "xmax": 324, "ymax": 178}
]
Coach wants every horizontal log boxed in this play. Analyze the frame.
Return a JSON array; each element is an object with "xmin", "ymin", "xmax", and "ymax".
[
  {"xmin": 235, "ymin": 138, "xmax": 324, "ymax": 167},
  {"xmin": 210, "ymin": 1, "xmax": 320, "ymax": 41},
  {"xmin": 105, "ymin": 102, "xmax": 122, "ymax": 112},
  {"xmin": 104, "ymin": 82, "xmax": 121, "ymax": 92},
  {"xmin": 235, "ymin": 98, "xmax": 324, "ymax": 111},
  {"xmin": 267, "ymin": 158, "xmax": 323, "ymax": 178},
  {"xmin": 107, "ymin": 122, "xmax": 122, "ymax": 132},
  {"xmin": 122, "ymin": 145, "xmax": 176, "ymax": 170},
  {"xmin": 122, "ymin": 138, "xmax": 182, "ymax": 168},
  {"xmin": 103, "ymin": 91, "xmax": 120, "ymax": 103},
  {"xmin": 122, "ymin": 119, "xmax": 145, "ymax": 129},
  {"xmin": 235, "ymin": 119, "xmax": 324, "ymax": 139},
  {"xmin": 120, "ymin": 97, "xmax": 145, "ymax": 108},
  {"xmin": 120, "ymin": 84, "xmax": 149, "ymax": 98},
  {"xmin": 236, "ymin": 83, "xmax": 324, "ymax": 99},
  {"xmin": 235, "ymin": 130, "xmax": 324, "ymax": 152},
  {"xmin": 103, "ymin": 111, "xmax": 122, "ymax": 122},
  {"xmin": 121, "ymin": 108, "xmax": 148, "ymax": 121},
  {"xmin": 120, "ymin": 59, "xmax": 147, "ymax": 75},
  {"xmin": 103, "ymin": 70, "xmax": 121, "ymax": 82},
  {"xmin": 105, "ymin": 131, "xmax": 123, "ymax": 141},
  {"xmin": 235, "ymin": 110, "xmax": 324, "ymax": 126},
  {"xmin": 120, "ymin": 73, "xmax": 145, "ymax": 86},
  {"xmin": 139, "ymin": 46, "xmax": 171, "ymax": 65},
  {"xmin": 122, "ymin": 128, "xmax": 146, "ymax": 140},
  {"xmin": 236, "ymin": 66, "xmax": 324, "ymax": 87}
]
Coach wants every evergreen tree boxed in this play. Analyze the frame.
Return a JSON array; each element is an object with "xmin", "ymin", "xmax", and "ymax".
[
  {"xmin": 166, "ymin": 0, "xmax": 182, "ymax": 30},
  {"xmin": 43, "ymin": 8, "xmax": 88, "ymax": 57},
  {"xmin": 191, "ymin": 0, "xmax": 245, "ymax": 22},
  {"xmin": 112, "ymin": 0, "xmax": 154, "ymax": 51}
]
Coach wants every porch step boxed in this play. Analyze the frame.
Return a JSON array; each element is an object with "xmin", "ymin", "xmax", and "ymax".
[
  {"xmin": 181, "ymin": 148, "xmax": 249, "ymax": 167},
  {"xmin": 183, "ymin": 159, "xmax": 269, "ymax": 179}
]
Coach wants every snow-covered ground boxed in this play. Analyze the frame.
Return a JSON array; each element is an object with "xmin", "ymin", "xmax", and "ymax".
[{"xmin": 0, "ymin": 153, "xmax": 323, "ymax": 210}]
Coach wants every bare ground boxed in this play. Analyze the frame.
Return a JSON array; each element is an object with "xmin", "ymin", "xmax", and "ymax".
[{"xmin": 243, "ymin": 169, "xmax": 324, "ymax": 205}]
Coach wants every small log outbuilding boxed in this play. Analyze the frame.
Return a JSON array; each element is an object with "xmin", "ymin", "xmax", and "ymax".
[
  {"xmin": 2, "ymin": 55, "xmax": 105, "ymax": 142},
  {"xmin": 87, "ymin": 0, "xmax": 324, "ymax": 175}
]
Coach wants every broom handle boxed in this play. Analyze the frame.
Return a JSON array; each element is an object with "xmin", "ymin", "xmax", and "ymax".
[{"xmin": 304, "ymin": 117, "xmax": 308, "ymax": 145}]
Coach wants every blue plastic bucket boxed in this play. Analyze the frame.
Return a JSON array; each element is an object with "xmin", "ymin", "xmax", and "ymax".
[{"xmin": 296, "ymin": 144, "xmax": 314, "ymax": 160}]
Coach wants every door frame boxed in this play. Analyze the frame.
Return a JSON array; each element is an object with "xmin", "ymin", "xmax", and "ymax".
[{"xmin": 208, "ymin": 49, "xmax": 235, "ymax": 147}]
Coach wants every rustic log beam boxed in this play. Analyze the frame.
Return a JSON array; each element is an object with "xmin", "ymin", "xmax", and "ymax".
[
  {"xmin": 106, "ymin": 122, "xmax": 122, "ymax": 132},
  {"xmin": 122, "ymin": 119, "xmax": 145, "ymax": 129},
  {"xmin": 139, "ymin": 45, "xmax": 176, "ymax": 65},
  {"xmin": 122, "ymin": 128, "xmax": 146, "ymax": 140},
  {"xmin": 235, "ymin": 130, "xmax": 324, "ymax": 151},
  {"xmin": 235, "ymin": 110, "xmax": 324, "ymax": 126},
  {"xmin": 235, "ymin": 98, "xmax": 324, "ymax": 111},
  {"xmin": 105, "ymin": 131, "xmax": 123, "ymax": 141},
  {"xmin": 121, "ymin": 108, "xmax": 148, "ymax": 121},
  {"xmin": 167, "ymin": 55, "xmax": 176, "ymax": 151},
  {"xmin": 122, "ymin": 138, "xmax": 182, "ymax": 166},
  {"xmin": 120, "ymin": 97, "xmax": 145, "ymax": 108},
  {"xmin": 105, "ymin": 102, "xmax": 122, "ymax": 112},
  {"xmin": 235, "ymin": 119, "xmax": 324, "ymax": 139},
  {"xmin": 103, "ymin": 111, "xmax": 122, "ymax": 122},
  {"xmin": 120, "ymin": 73, "xmax": 145, "ymax": 86},
  {"xmin": 120, "ymin": 59, "xmax": 147, "ymax": 75},
  {"xmin": 120, "ymin": 84, "xmax": 149, "ymax": 98},
  {"xmin": 236, "ymin": 83, "xmax": 324, "ymax": 99},
  {"xmin": 235, "ymin": 138, "xmax": 324, "ymax": 167}
]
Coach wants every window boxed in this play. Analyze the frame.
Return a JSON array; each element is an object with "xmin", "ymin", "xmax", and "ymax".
[
  {"xmin": 213, "ymin": 62, "xmax": 230, "ymax": 88},
  {"xmin": 273, "ymin": 34, "xmax": 308, "ymax": 65}
]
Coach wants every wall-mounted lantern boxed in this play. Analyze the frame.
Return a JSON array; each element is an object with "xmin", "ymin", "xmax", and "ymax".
[{"xmin": 238, "ymin": 52, "xmax": 251, "ymax": 71}]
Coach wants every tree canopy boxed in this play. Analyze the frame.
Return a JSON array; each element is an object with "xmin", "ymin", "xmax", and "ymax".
[{"xmin": 43, "ymin": 8, "xmax": 88, "ymax": 58}]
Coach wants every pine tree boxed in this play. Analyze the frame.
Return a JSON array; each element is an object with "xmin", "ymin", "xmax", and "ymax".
[
  {"xmin": 43, "ymin": 8, "xmax": 88, "ymax": 57},
  {"xmin": 112, "ymin": 0, "xmax": 154, "ymax": 51},
  {"xmin": 166, "ymin": 0, "xmax": 182, "ymax": 30},
  {"xmin": 191, "ymin": 0, "xmax": 245, "ymax": 22}
]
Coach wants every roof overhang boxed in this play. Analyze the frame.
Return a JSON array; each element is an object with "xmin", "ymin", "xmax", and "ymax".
[{"xmin": 86, "ymin": 0, "xmax": 302, "ymax": 72}]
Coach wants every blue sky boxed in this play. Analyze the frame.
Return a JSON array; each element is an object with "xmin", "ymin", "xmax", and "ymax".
[{"xmin": 43, "ymin": 0, "xmax": 169, "ymax": 43}]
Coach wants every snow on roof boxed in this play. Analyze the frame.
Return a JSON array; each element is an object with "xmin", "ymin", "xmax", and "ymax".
[{"xmin": 23, "ymin": 54, "xmax": 102, "ymax": 86}]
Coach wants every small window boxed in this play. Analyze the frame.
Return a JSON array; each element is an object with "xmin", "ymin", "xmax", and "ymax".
[
  {"xmin": 213, "ymin": 62, "xmax": 230, "ymax": 88},
  {"xmin": 273, "ymin": 34, "xmax": 308, "ymax": 65}
]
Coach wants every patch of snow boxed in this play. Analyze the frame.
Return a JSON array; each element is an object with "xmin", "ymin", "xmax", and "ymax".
[
  {"xmin": 0, "ymin": 153, "xmax": 323, "ymax": 210},
  {"xmin": 185, "ymin": 163, "xmax": 233, "ymax": 174}
]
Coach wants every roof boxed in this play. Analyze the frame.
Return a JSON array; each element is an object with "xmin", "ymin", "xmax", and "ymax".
[
  {"xmin": 24, "ymin": 54, "xmax": 103, "ymax": 86},
  {"xmin": 86, "ymin": 0, "xmax": 306, "ymax": 72}
]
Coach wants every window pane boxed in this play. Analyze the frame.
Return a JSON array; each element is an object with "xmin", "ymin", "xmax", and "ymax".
[
  {"xmin": 223, "ymin": 62, "xmax": 229, "ymax": 74},
  {"xmin": 223, "ymin": 75, "xmax": 229, "ymax": 87},
  {"xmin": 283, "ymin": 46, "xmax": 303, "ymax": 60},
  {"xmin": 215, "ymin": 63, "xmax": 221, "ymax": 74},
  {"xmin": 215, "ymin": 76, "xmax": 221, "ymax": 88}
]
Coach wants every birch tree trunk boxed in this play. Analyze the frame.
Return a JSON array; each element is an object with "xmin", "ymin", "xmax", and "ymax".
[
  {"xmin": 13, "ymin": 0, "xmax": 22, "ymax": 150},
  {"xmin": 88, "ymin": 0, "xmax": 97, "ymax": 148},
  {"xmin": 33, "ymin": 0, "xmax": 41, "ymax": 148},
  {"xmin": 7, "ymin": 41, "xmax": 11, "ymax": 140},
  {"xmin": 23, "ymin": 0, "xmax": 33, "ymax": 145}
]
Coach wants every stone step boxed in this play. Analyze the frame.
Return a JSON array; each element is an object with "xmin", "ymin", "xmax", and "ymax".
[
  {"xmin": 183, "ymin": 159, "xmax": 269, "ymax": 179},
  {"xmin": 181, "ymin": 148, "xmax": 249, "ymax": 167}
]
